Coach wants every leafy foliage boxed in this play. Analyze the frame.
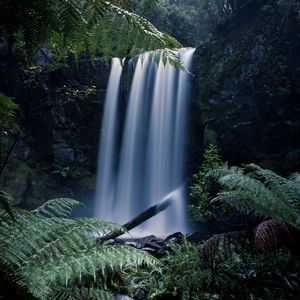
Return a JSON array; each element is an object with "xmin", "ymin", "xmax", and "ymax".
[
  {"xmin": 200, "ymin": 229, "xmax": 249, "ymax": 267},
  {"xmin": 189, "ymin": 144, "xmax": 223, "ymax": 222},
  {"xmin": 126, "ymin": 238, "xmax": 212, "ymax": 300},
  {"xmin": 0, "ymin": 191, "xmax": 15, "ymax": 220},
  {"xmin": 0, "ymin": 93, "xmax": 19, "ymax": 133},
  {"xmin": 0, "ymin": 0, "xmax": 180, "ymax": 61},
  {"xmin": 140, "ymin": 0, "xmax": 212, "ymax": 46},
  {"xmin": 126, "ymin": 236, "xmax": 300, "ymax": 299},
  {"xmin": 203, "ymin": 0, "xmax": 276, "ymax": 29},
  {"xmin": 208, "ymin": 163, "xmax": 300, "ymax": 229},
  {"xmin": 204, "ymin": 0, "xmax": 239, "ymax": 24},
  {"xmin": 0, "ymin": 195, "xmax": 159, "ymax": 299},
  {"xmin": 0, "ymin": 93, "xmax": 20, "ymax": 176},
  {"xmin": 198, "ymin": 243, "xmax": 300, "ymax": 299}
]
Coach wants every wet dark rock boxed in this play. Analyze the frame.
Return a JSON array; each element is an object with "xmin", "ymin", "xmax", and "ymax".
[
  {"xmin": 126, "ymin": 241, "xmax": 142, "ymax": 249},
  {"xmin": 153, "ymin": 293, "xmax": 179, "ymax": 300},
  {"xmin": 53, "ymin": 141, "xmax": 75, "ymax": 166},
  {"xmin": 0, "ymin": 54, "xmax": 110, "ymax": 206},
  {"xmin": 186, "ymin": 231, "xmax": 211, "ymax": 243},
  {"xmin": 192, "ymin": 0, "xmax": 300, "ymax": 173},
  {"xmin": 165, "ymin": 232, "xmax": 184, "ymax": 245},
  {"xmin": 115, "ymin": 295, "xmax": 134, "ymax": 300},
  {"xmin": 118, "ymin": 234, "xmax": 183, "ymax": 257},
  {"xmin": 141, "ymin": 247, "xmax": 158, "ymax": 254},
  {"xmin": 33, "ymin": 47, "xmax": 54, "ymax": 66},
  {"xmin": 3, "ymin": 164, "xmax": 29, "ymax": 205},
  {"xmin": 259, "ymin": 4, "xmax": 273, "ymax": 14},
  {"xmin": 131, "ymin": 277, "xmax": 143, "ymax": 285},
  {"xmin": 0, "ymin": 37, "xmax": 8, "ymax": 58},
  {"xmin": 134, "ymin": 289, "xmax": 146, "ymax": 300},
  {"xmin": 143, "ymin": 241, "xmax": 164, "ymax": 251},
  {"xmin": 114, "ymin": 238, "xmax": 126, "ymax": 245},
  {"xmin": 57, "ymin": 186, "xmax": 74, "ymax": 198}
]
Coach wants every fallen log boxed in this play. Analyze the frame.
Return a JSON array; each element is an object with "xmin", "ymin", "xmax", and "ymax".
[{"xmin": 97, "ymin": 196, "xmax": 173, "ymax": 242}]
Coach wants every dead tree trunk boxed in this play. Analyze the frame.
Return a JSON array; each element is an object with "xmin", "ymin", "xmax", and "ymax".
[{"xmin": 97, "ymin": 197, "xmax": 173, "ymax": 241}]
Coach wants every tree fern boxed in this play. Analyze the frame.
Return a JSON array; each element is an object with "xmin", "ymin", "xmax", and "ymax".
[
  {"xmin": 0, "ymin": 0, "xmax": 180, "ymax": 61},
  {"xmin": 208, "ymin": 164, "xmax": 300, "ymax": 229},
  {"xmin": 0, "ymin": 196, "xmax": 159, "ymax": 299}
]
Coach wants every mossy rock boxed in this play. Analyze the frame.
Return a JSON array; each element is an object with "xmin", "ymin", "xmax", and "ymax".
[{"xmin": 4, "ymin": 162, "xmax": 30, "ymax": 204}]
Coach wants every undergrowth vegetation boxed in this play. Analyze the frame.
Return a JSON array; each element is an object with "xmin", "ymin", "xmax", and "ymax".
[
  {"xmin": 125, "ymin": 238, "xmax": 300, "ymax": 300},
  {"xmin": 189, "ymin": 144, "xmax": 223, "ymax": 222},
  {"xmin": 0, "ymin": 196, "xmax": 159, "ymax": 299}
]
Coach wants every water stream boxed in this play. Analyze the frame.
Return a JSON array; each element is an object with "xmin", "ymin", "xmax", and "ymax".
[{"xmin": 95, "ymin": 48, "xmax": 195, "ymax": 236}]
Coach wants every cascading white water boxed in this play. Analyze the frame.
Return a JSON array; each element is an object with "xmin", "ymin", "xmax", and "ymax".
[
  {"xmin": 95, "ymin": 48, "xmax": 195, "ymax": 236},
  {"xmin": 94, "ymin": 58, "xmax": 122, "ymax": 221}
]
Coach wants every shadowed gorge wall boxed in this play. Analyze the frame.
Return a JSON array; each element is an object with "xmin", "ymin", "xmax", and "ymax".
[{"xmin": 192, "ymin": 0, "xmax": 300, "ymax": 173}]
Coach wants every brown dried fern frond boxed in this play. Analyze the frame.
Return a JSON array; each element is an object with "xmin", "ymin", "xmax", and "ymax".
[
  {"xmin": 200, "ymin": 230, "xmax": 249, "ymax": 267},
  {"xmin": 254, "ymin": 219, "xmax": 293, "ymax": 255}
]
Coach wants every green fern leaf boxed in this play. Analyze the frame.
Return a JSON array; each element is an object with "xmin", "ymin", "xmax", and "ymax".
[{"xmin": 31, "ymin": 198, "xmax": 83, "ymax": 218}]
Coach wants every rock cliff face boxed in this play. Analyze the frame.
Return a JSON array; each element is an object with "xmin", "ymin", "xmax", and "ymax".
[
  {"xmin": 192, "ymin": 0, "xmax": 300, "ymax": 173},
  {"xmin": 0, "ymin": 54, "xmax": 111, "ymax": 208}
]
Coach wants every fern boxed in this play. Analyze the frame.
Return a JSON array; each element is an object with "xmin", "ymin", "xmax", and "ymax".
[
  {"xmin": 189, "ymin": 144, "xmax": 223, "ymax": 222},
  {"xmin": 53, "ymin": 287, "xmax": 115, "ymax": 300},
  {"xmin": 0, "ymin": 191, "xmax": 15, "ymax": 220},
  {"xmin": 0, "ymin": 93, "xmax": 19, "ymax": 135},
  {"xmin": 0, "ymin": 195, "xmax": 159, "ymax": 299},
  {"xmin": 0, "ymin": 0, "xmax": 180, "ymax": 61},
  {"xmin": 31, "ymin": 197, "xmax": 83, "ymax": 218},
  {"xmin": 208, "ymin": 164, "xmax": 300, "ymax": 229}
]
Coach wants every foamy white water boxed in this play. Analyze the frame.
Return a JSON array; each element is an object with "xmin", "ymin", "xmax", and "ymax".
[{"xmin": 95, "ymin": 49, "xmax": 195, "ymax": 236}]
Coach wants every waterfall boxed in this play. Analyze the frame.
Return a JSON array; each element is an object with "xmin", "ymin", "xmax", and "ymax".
[
  {"xmin": 95, "ymin": 48, "xmax": 195, "ymax": 236},
  {"xmin": 94, "ymin": 58, "xmax": 122, "ymax": 221}
]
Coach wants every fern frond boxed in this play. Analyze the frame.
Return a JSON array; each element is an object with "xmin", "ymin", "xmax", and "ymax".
[
  {"xmin": 0, "ymin": 198, "xmax": 159, "ymax": 299},
  {"xmin": 0, "ymin": 0, "xmax": 179, "ymax": 60},
  {"xmin": 31, "ymin": 198, "xmax": 83, "ymax": 218},
  {"xmin": 245, "ymin": 163, "xmax": 300, "ymax": 211},
  {"xmin": 20, "ymin": 243, "xmax": 158, "ymax": 295},
  {"xmin": 288, "ymin": 173, "xmax": 300, "ymax": 209},
  {"xmin": 0, "ymin": 191, "xmax": 15, "ymax": 220},
  {"xmin": 208, "ymin": 165, "xmax": 300, "ymax": 229},
  {"xmin": 0, "ymin": 93, "xmax": 19, "ymax": 132},
  {"xmin": 53, "ymin": 287, "xmax": 115, "ymax": 300},
  {"xmin": 254, "ymin": 219, "xmax": 294, "ymax": 254},
  {"xmin": 1, "ymin": 213, "xmax": 125, "ymax": 268}
]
